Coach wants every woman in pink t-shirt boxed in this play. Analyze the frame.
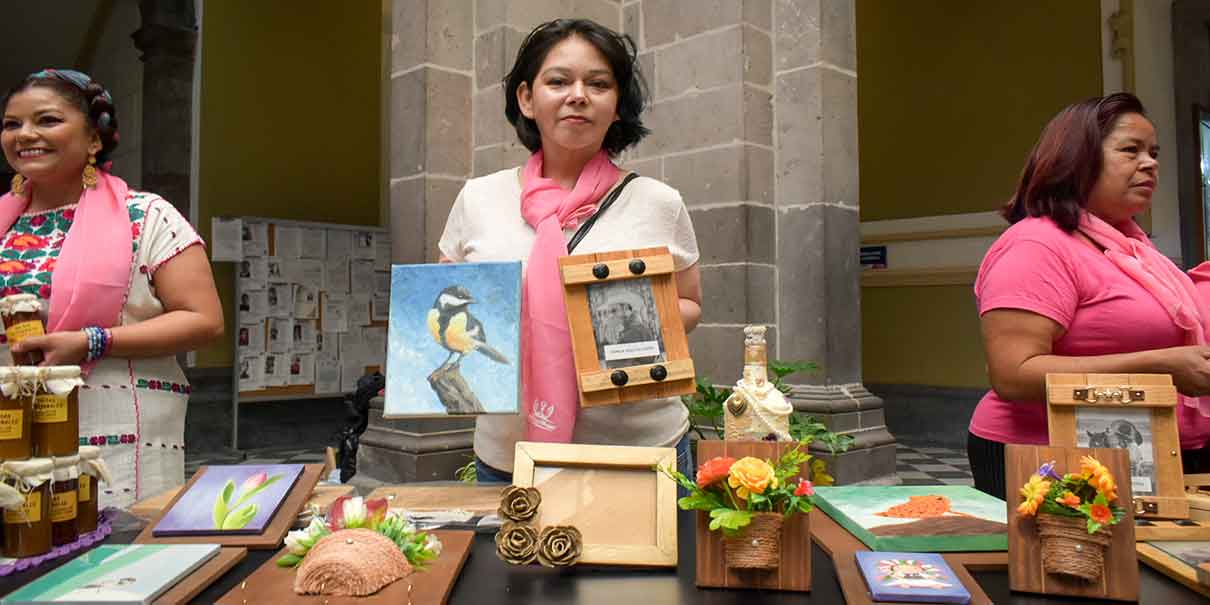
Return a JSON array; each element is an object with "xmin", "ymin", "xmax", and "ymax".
[{"xmin": 969, "ymin": 93, "xmax": 1210, "ymax": 499}]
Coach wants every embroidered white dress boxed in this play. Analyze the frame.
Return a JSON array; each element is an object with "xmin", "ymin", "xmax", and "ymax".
[{"xmin": 0, "ymin": 190, "xmax": 203, "ymax": 509}]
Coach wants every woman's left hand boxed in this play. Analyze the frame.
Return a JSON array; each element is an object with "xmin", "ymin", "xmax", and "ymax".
[{"xmin": 10, "ymin": 331, "xmax": 88, "ymax": 366}]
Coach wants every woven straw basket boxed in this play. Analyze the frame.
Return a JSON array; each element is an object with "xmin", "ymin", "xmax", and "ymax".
[
  {"xmin": 1037, "ymin": 513, "xmax": 1113, "ymax": 582},
  {"xmin": 724, "ymin": 512, "xmax": 782, "ymax": 569}
]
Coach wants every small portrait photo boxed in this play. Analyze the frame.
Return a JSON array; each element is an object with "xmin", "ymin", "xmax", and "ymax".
[
  {"xmin": 293, "ymin": 324, "xmax": 302, "ymax": 340},
  {"xmin": 264, "ymin": 355, "xmax": 276, "ymax": 375},
  {"xmin": 1076, "ymin": 407, "xmax": 1156, "ymax": 495},
  {"xmin": 239, "ymin": 293, "xmax": 250, "ymax": 312},
  {"xmin": 268, "ymin": 260, "xmax": 282, "ymax": 279},
  {"xmin": 290, "ymin": 355, "xmax": 302, "ymax": 376},
  {"xmin": 268, "ymin": 287, "xmax": 279, "ymax": 307},
  {"xmin": 239, "ymin": 260, "xmax": 251, "ymax": 278},
  {"xmin": 586, "ymin": 277, "xmax": 665, "ymax": 370},
  {"xmin": 239, "ymin": 359, "xmax": 251, "ymax": 379},
  {"xmin": 269, "ymin": 325, "xmax": 279, "ymax": 341},
  {"xmin": 238, "ymin": 327, "xmax": 249, "ymax": 346},
  {"xmin": 241, "ymin": 224, "xmax": 252, "ymax": 241}
]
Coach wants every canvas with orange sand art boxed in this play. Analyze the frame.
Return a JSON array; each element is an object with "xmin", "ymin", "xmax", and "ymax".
[{"xmin": 813, "ymin": 486, "xmax": 1008, "ymax": 552}]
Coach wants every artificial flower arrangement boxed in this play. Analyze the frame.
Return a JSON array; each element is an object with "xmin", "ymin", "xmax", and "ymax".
[
  {"xmin": 1016, "ymin": 456, "xmax": 1126, "ymax": 582},
  {"xmin": 275, "ymin": 496, "xmax": 443, "ymax": 597},
  {"xmin": 658, "ymin": 439, "xmax": 828, "ymax": 569}
]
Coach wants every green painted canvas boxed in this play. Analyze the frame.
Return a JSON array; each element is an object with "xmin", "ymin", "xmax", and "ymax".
[
  {"xmin": 814, "ymin": 486, "xmax": 1008, "ymax": 552},
  {"xmin": 2, "ymin": 544, "xmax": 219, "ymax": 604}
]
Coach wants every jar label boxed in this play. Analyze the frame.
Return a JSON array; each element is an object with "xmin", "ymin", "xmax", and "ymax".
[
  {"xmin": 51, "ymin": 490, "xmax": 77, "ymax": 522},
  {"xmin": 0, "ymin": 409, "xmax": 22, "ymax": 439},
  {"xmin": 5, "ymin": 319, "xmax": 44, "ymax": 343},
  {"xmin": 79, "ymin": 474, "xmax": 90, "ymax": 502},
  {"xmin": 4, "ymin": 490, "xmax": 41, "ymax": 523},
  {"xmin": 33, "ymin": 394, "xmax": 67, "ymax": 423}
]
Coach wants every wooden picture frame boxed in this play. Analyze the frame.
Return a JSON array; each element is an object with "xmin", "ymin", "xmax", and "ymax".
[
  {"xmin": 1045, "ymin": 373, "xmax": 1187, "ymax": 519},
  {"xmin": 1006, "ymin": 444, "xmax": 1139, "ymax": 601},
  {"xmin": 511, "ymin": 441, "xmax": 678, "ymax": 567},
  {"xmin": 134, "ymin": 464, "xmax": 323, "ymax": 549},
  {"xmin": 560, "ymin": 246, "xmax": 694, "ymax": 407},
  {"xmin": 1137, "ymin": 541, "xmax": 1210, "ymax": 598}
]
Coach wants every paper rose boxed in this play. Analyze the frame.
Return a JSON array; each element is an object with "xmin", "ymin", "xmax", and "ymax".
[
  {"xmin": 498, "ymin": 486, "xmax": 542, "ymax": 522},
  {"xmin": 495, "ymin": 521, "xmax": 540, "ymax": 565},
  {"xmin": 695, "ymin": 456, "xmax": 736, "ymax": 489},
  {"xmin": 537, "ymin": 525, "xmax": 582, "ymax": 568},
  {"xmin": 728, "ymin": 456, "xmax": 778, "ymax": 500}
]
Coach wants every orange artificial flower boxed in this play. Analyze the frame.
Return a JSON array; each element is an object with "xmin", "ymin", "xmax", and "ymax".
[
  {"xmin": 1057, "ymin": 491, "xmax": 1081, "ymax": 508},
  {"xmin": 1017, "ymin": 474, "xmax": 1050, "ymax": 517},
  {"xmin": 1089, "ymin": 503, "xmax": 1112, "ymax": 525},
  {"xmin": 728, "ymin": 457, "xmax": 777, "ymax": 500},
  {"xmin": 695, "ymin": 457, "xmax": 737, "ymax": 489}
]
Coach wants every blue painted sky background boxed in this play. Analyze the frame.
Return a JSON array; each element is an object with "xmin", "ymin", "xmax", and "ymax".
[{"xmin": 386, "ymin": 262, "xmax": 522, "ymax": 415}]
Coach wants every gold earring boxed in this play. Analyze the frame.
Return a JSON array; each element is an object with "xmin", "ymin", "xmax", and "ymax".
[
  {"xmin": 10, "ymin": 174, "xmax": 25, "ymax": 196},
  {"xmin": 82, "ymin": 154, "xmax": 98, "ymax": 189}
]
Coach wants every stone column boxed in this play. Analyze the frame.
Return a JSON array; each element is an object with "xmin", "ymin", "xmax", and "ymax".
[
  {"xmin": 773, "ymin": 0, "xmax": 895, "ymax": 483},
  {"xmin": 132, "ymin": 0, "xmax": 196, "ymax": 220},
  {"xmin": 367, "ymin": 0, "xmax": 476, "ymax": 484}
]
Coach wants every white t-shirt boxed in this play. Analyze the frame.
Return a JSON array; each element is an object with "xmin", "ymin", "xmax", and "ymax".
[{"xmin": 439, "ymin": 167, "xmax": 701, "ymax": 472}]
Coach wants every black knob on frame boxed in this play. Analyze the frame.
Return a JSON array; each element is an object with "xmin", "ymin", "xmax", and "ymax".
[
  {"xmin": 649, "ymin": 364, "xmax": 667, "ymax": 381},
  {"xmin": 628, "ymin": 259, "xmax": 646, "ymax": 275},
  {"xmin": 610, "ymin": 370, "xmax": 629, "ymax": 386},
  {"xmin": 592, "ymin": 263, "xmax": 610, "ymax": 279}
]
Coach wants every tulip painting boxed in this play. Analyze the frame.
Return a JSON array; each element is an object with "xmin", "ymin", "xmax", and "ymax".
[{"xmin": 153, "ymin": 464, "xmax": 305, "ymax": 537}]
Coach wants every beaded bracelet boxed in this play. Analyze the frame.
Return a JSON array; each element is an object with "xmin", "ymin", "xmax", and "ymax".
[{"xmin": 82, "ymin": 326, "xmax": 111, "ymax": 363}]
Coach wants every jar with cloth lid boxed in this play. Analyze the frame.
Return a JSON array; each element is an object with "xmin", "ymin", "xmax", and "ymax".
[
  {"xmin": 50, "ymin": 454, "xmax": 79, "ymax": 546},
  {"xmin": 76, "ymin": 446, "xmax": 110, "ymax": 533},
  {"xmin": 0, "ymin": 295, "xmax": 44, "ymax": 366},
  {"xmin": 18, "ymin": 366, "xmax": 84, "ymax": 457},
  {"xmin": 0, "ymin": 458, "xmax": 52, "ymax": 558},
  {"xmin": 0, "ymin": 367, "xmax": 33, "ymax": 459}
]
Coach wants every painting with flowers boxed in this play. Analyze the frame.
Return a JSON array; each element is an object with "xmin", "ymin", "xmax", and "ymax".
[
  {"xmin": 152, "ymin": 464, "xmax": 304, "ymax": 536},
  {"xmin": 659, "ymin": 439, "xmax": 825, "ymax": 535},
  {"xmin": 1016, "ymin": 456, "xmax": 1126, "ymax": 534}
]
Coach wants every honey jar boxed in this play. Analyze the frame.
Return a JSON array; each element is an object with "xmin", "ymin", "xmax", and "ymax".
[
  {"xmin": 77, "ymin": 446, "xmax": 110, "ymax": 534},
  {"xmin": 0, "ymin": 458, "xmax": 52, "ymax": 558},
  {"xmin": 0, "ymin": 367, "xmax": 32, "ymax": 460},
  {"xmin": 28, "ymin": 366, "xmax": 84, "ymax": 458},
  {"xmin": 50, "ymin": 455, "xmax": 78, "ymax": 546},
  {"xmin": 0, "ymin": 294, "xmax": 45, "ymax": 366}
]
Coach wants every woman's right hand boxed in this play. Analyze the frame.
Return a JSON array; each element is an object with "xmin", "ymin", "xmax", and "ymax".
[{"xmin": 1155, "ymin": 345, "xmax": 1210, "ymax": 396}]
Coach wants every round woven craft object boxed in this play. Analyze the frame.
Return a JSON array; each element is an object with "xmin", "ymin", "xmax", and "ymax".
[
  {"xmin": 294, "ymin": 528, "xmax": 413, "ymax": 596},
  {"xmin": 1036, "ymin": 513, "xmax": 1113, "ymax": 582},
  {"xmin": 724, "ymin": 512, "xmax": 782, "ymax": 569}
]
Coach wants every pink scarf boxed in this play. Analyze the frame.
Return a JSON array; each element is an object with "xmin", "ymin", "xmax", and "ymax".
[
  {"xmin": 0, "ymin": 170, "xmax": 132, "ymax": 338},
  {"xmin": 519, "ymin": 149, "xmax": 620, "ymax": 442},
  {"xmin": 1079, "ymin": 212, "xmax": 1210, "ymax": 416}
]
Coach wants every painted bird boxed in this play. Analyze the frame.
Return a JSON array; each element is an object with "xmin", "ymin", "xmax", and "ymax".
[{"xmin": 427, "ymin": 285, "xmax": 511, "ymax": 369}]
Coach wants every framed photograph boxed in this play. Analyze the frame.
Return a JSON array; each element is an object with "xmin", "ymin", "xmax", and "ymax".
[
  {"xmin": 1045, "ymin": 373, "xmax": 1187, "ymax": 519},
  {"xmin": 511, "ymin": 441, "xmax": 677, "ymax": 567},
  {"xmin": 559, "ymin": 247, "xmax": 695, "ymax": 408},
  {"xmin": 384, "ymin": 261, "xmax": 521, "ymax": 417}
]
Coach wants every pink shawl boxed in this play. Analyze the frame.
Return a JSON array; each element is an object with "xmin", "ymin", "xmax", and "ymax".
[
  {"xmin": 0, "ymin": 171, "xmax": 132, "ymax": 335},
  {"xmin": 1079, "ymin": 212, "xmax": 1210, "ymax": 416},
  {"xmin": 519, "ymin": 149, "xmax": 620, "ymax": 442}
]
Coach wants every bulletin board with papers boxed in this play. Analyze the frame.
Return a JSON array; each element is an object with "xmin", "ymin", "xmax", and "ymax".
[{"xmin": 213, "ymin": 217, "xmax": 391, "ymax": 449}]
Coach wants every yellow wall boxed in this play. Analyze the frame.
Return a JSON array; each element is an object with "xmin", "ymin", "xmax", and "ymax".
[
  {"xmin": 196, "ymin": 0, "xmax": 383, "ymax": 367},
  {"xmin": 856, "ymin": 0, "xmax": 1103, "ymax": 221},
  {"xmin": 857, "ymin": 1, "xmax": 1102, "ymax": 387}
]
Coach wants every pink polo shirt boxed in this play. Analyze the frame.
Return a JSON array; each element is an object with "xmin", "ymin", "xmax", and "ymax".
[{"xmin": 970, "ymin": 216, "xmax": 1210, "ymax": 450}]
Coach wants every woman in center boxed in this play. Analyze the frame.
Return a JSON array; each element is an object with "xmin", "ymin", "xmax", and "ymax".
[{"xmin": 439, "ymin": 19, "xmax": 702, "ymax": 482}]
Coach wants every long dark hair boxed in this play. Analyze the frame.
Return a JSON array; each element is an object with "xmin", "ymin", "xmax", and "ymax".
[
  {"xmin": 1001, "ymin": 93, "xmax": 1146, "ymax": 232},
  {"xmin": 504, "ymin": 18, "xmax": 649, "ymax": 155}
]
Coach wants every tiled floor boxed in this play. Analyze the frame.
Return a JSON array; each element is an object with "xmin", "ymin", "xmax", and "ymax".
[
  {"xmin": 896, "ymin": 443, "xmax": 974, "ymax": 487},
  {"xmin": 187, "ymin": 442, "xmax": 974, "ymax": 487}
]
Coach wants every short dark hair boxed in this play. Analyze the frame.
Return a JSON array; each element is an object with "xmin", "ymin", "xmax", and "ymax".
[
  {"xmin": 2, "ymin": 72, "xmax": 120, "ymax": 165},
  {"xmin": 1001, "ymin": 93, "xmax": 1146, "ymax": 232},
  {"xmin": 504, "ymin": 19, "xmax": 649, "ymax": 155}
]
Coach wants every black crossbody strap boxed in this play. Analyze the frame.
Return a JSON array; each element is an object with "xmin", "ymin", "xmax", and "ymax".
[{"xmin": 567, "ymin": 172, "xmax": 640, "ymax": 254}]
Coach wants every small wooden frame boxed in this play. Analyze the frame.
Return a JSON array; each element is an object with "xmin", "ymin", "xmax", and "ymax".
[
  {"xmin": 1133, "ymin": 518, "xmax": 1210, "ymax": 541},
  {"xmin": 811, "ymin": 507, "xmax": 1001, "ymax": 605},
  {"xmin": 215, "ymin": 530, "xmax": 473, "ymax": 605},
  {"xmin": 560, "ymin": 247, "xmax": 694, "ymax": 407},
  {"xmin": 511, "ymin": 441, "xmax": 677, "ymax": 567},
  {"xmin": 695, "ymin": 440, "xmax": 811, "ymax": 592},
  {"xmin": 1137, "ymin": 541, "xmax": 1210, "ymax": 598},
  {"xmin": 1046, "ymin": 373, "xmax": 1188, "ymax": 519},
  {"xmin": 1006, "ymin": 444, "xmax": 1139, "ymax": 601},
  {"xmin": 153, "ymin": 547, "xmax": 247, "ymax": 605},
  {"xmin": 134, "ymin": 463, "xmax": 323, "ymax": 549}
]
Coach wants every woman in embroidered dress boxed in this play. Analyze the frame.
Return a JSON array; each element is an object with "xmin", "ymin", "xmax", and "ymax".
[
  {"xmin": 436, "ymin": 19, "xmax": 702, "ymax": 483},
  {"xmin": 0, "ymin": 69, "xmax": 222, "ymax": 508},
  {"xmin": 969, "ymin": 93, "xmax": 1210, "ymax": 499}
]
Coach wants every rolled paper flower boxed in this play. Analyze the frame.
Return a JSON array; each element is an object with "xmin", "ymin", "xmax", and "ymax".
[
  {"xmin": 495, "ymin": 521, "xmax": 540, "ymax": 565},
  {"xmin": 498, "ymin": 485, "xmax": 542, "ymax": 522},
  {"xmin": 537, "ymin": 525, "xmax": 583, "ymax": 568}
]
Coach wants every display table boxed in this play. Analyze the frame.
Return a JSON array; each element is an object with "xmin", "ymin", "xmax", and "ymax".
[{"xmin": 0, "ymin": 508, "xmax": 1205, "ymax": 604}]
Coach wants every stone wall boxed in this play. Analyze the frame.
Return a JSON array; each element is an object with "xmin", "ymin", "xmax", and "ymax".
[{"xmin": 85, "ymin": 0, "xmax": 144, "ymax": 188}]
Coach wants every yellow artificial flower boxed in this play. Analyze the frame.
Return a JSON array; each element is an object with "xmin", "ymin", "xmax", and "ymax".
[
  {"xmin": 1017, "ymin": 474, "xmax": 1050, "ymax": 517},
  {"xmin": 728, "ymin": 457, "xmax": 778, "ymax": 500},
  {"xmin": 1080, "ymin": 455, "xmax": 1117, "ymax": 501}
]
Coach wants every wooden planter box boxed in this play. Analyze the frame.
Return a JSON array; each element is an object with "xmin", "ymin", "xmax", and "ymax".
[{"xmin": 695, "ymin": 440, "xmax": 811, "ymax": 592}]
